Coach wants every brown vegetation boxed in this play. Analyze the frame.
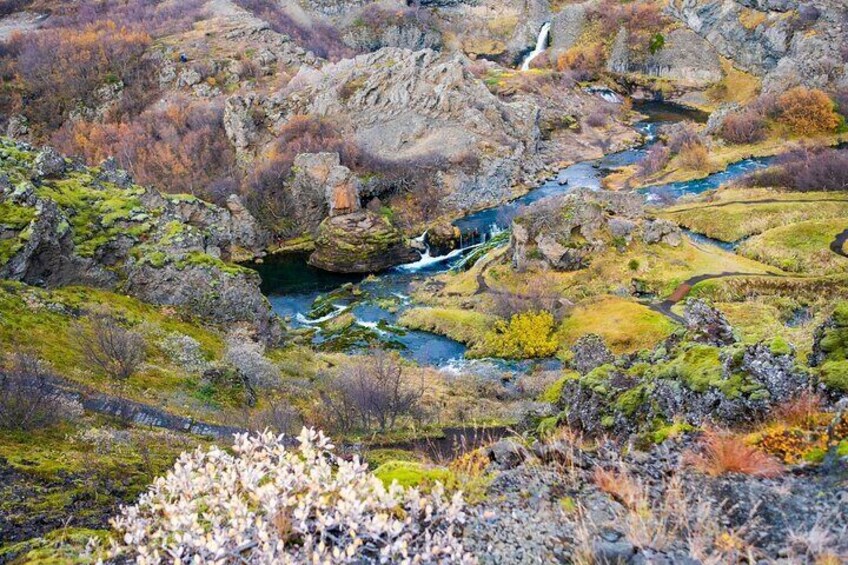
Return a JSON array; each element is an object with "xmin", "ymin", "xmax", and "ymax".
[
  {"xmin": 72, "ymin": 313, "xmax": 146, "ymax": 387},
  {"xmin": 684, "ymin": 429, "xmax": 783, "ymax": 478},
  {"xmin": 777, "ymin": 87, "xmax": 841, "ymax": 136}
]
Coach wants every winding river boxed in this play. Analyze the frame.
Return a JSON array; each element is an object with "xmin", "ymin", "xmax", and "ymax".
[{"xmin": 247, "ymin": 100, "xmax": 772, "ymax": 371}]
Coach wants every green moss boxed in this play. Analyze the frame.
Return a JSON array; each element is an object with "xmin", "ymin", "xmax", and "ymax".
[
  {"xmin": 820, "ymin": 360, "xmax": 848, "ymax": 392},
  {"xmin": 373, "ymin": 461, "xmax": 457, "ymax": 491},
  {"xmin": 769, "ymin": 336, "xmax": 793, "ymax": 356},
  {"xmin": 0, "ymin": 528, "xmax": 110, "ymax": 564},
  {"xmin": 650, "ymin": 421, "xmax": 695, "ymax": 444},
  {"xmin": 536, "ymin": 415, "xmax": 560, "ymax": 436},
  {"xmin": 559, "ymin": 496, "xmax": 577, "ymax": 513},
  {"xmin": 0, "ymin": 200, "xmax": 36, "ymax": 228},
  {"xmin": 614, "ymin": 385, "xmax": 646, "ymax": 417},
  {"xmin": 657, "ymin": 344, "xmax": 723, "ymax": 393},
  {"xmin": 538, "ymin": 372, "xmax": 578, "ymax": 404},
  {"xmin": 581, "ymin": 364, "xmax": 616, "ymax": 395},
  {"xmin": 176, "ymin": 252, "xmax": 251, "ymax": 276},
  {"xmin": 837, "ymin": 439, "xmax": 848, "ymax": 458}
]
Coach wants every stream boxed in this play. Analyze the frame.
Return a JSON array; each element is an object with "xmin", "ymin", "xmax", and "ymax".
[{"xmin": 246, "ymin": 100, "xmax": 771, "ymax": 372}]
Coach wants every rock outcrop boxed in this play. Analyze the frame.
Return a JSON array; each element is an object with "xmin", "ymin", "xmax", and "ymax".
[
  {"xmin": 308, "ymin": 210, "xmax": 418, "ymax": 273},
  {"xmin": 289, "ymin": 153, "xmax": 362, "ymax": 231},
  {"xmin": 667, "ymin": 0, "xmax": 847, "ymax": 91},
  {"xmin": 0, "ymin": 139, "xmax": 278, "ymax": 341},
  {"xmin": 510, "ymin": 189, "xmax": 681, "ymax": 272},
  {"xmin": 263, "ymin": 47, "xmax": 542, "ymax": 213}
]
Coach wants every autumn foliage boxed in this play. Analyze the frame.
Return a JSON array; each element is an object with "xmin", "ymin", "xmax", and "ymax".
[
  {"xmin": 777, "ymin": 87, "xmax": 841, "ymax": 136},
  {"xmin": 684, "ymin": 429, "xmax": 783, "ymax": 478}
]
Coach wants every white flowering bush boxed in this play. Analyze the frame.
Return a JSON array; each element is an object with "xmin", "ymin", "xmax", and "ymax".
[{"xmin": 110, "ymin": 428, "xmax": 475, "ymax": 564}]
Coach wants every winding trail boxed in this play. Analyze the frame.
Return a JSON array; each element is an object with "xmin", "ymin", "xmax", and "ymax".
[
  {"xmin": 831, "ymin": 228, "xmax": 848, "ymax": 258},
  {"xmin": 49, "ymin": 377, "xmax": 246, "ymax": 439},
  {"xmin": 664, "ymin": 197, "xmax": 848, "ymax": 213}
]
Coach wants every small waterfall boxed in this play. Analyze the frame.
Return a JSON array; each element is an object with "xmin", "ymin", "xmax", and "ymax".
[{"xmin": 521, "ymin": 22, "xmax": 551, "ymax": 71}]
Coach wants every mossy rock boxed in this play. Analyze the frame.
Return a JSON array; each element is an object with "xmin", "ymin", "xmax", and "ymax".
[{"xmin": 821, "ymin": 360, "xmax": 848, "ymax": 392}]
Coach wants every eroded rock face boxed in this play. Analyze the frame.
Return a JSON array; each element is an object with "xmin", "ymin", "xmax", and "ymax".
[
  {"xmin": 289, "ymin": 153, "xmax": 362, "ymax": 231},
  {"xmin": 308, "ymin": 210, "xmax": 418, "ymax": 273},
  {"xmin": 0, "ymin": 139, "xmax": 278, "ymax": 341},
  {"xmin": 264, "ymin": 47, "xmax": 542, "ymax": 213},
  {"xmin": 510, "ymin": 189, "xmax": 680, "ymax": 271},
  {"xmin": 667, "ymin": 0, "xmax": 847, "ymax": 91},
  {"xmin": 570, "ymin": 334, "xmax": 616, "ymax": 375}
]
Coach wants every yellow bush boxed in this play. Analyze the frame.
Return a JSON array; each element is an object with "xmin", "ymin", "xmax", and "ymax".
[
  {"xmin": 678, "ymin": 141, "xmax": 711, "ymax": 171},
  {"xmin": 479, "ymin": 311, "xmax": 559, "ymax": 359},
  {"xmin": 777, "ymin": 87, "xmax": 841, "ymax": 136}
]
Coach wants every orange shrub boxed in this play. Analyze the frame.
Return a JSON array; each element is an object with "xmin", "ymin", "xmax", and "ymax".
[
  {"xmin": 777, "ymin": 87, "xmax": 841, "ymax": 136},
  {"xmin": 684, "ymin": 429, "xmax": 783, "ymax": 478}
]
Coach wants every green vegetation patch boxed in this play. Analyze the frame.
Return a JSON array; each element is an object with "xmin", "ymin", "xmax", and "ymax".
[
  {"xmin": 398, "ymin": 307, "xmax": 496, "ymax": 347},
  {"xmin": 737, "ymin": 218, "xmax": 848, "ymax": 275},
  {"xmin": 373, "ymin": 461, "xmax": 457, "ymax": 491}
]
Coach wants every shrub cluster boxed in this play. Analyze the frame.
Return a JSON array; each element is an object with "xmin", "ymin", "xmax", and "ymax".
[
  {"xmin": 719, "ymin": 110, "xmax": 767, "ymax": 144},
  {"xmin": 743, "ymin": 147, "xmax": 848, "ymax": 191},
  {"xmin": 777, "ymin": 87, "xmax": 841, "ymax": 136},
  {"xmin": 109, "ymin": 428, "xmax": 473, "ymax": 564},
  {"xmin": 0, "ymin": 354, "xmax": 84, "ymax": 431},
  {"xmin": 480, "ymin": 311, "xmax": 559, "ymax": 359}
]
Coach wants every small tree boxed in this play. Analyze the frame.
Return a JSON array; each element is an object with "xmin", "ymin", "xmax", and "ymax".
[
  {"xmin": 321, "ymin": 349, "xmax": 422, "ymax": 433},
  {"xmin": 73, "ymin": 313, "xmax": 145, "ymax": 388}
]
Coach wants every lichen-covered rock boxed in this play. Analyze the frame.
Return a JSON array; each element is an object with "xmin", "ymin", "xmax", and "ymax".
[
  {"xmin": 31, "ymin": 147, "xmax": 66, "ymax": 180},
  {"xmin": 570, "ymin": 334, "xmax": 615, "ymax": 375},
  {"xmin": 684, "ymin": 299, "xmax": 736, "ymax": 346},
  {"xmin": 223, "ymin": 94, "xmax": 258, "ymax": 158},
  {"xmin": 97, "ymin": 157, "xmax": 133, "ymax": 188},
  {"xmin": 308, "ymin": 210, "xmax": 417, "ymax": 273},
  {"xmin": 510, "ymin": 189, "xmax": 676, "ymax": 271}
]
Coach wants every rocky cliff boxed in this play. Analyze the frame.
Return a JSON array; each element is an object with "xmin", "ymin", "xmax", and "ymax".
[
  {"xmin": 0, "ymin": 139, "xmax": 280, "ymax": 340},
  {"xmin": 244, "ymin": 47, "xmax": 543, "ymax": 214},
  {"xmin": 667, "ymin": 0, "xmax": 848, "ymax": 91}
]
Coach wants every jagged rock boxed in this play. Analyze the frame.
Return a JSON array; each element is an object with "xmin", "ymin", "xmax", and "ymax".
[
  {"xmin": 225, "ymin": 194, "xmax": 269, "ymax": 256},
  {"xmin": 224, "ymin": 95, "xmax": 257, "ymax": 157},
  {"xmin": 308, "ymin": 210, "xmax": 417, "ymax": 273},
  {"xmin": 290, "ymin": 153, "xmax": 361, "ymax": 231},
  {"xmin": 485, "ymin": 439, "xmax": 531, "ymax": 470},
  {"xmin": 31, "ymin": 147, "xmax": 66, "ymax": 180},
  {"xmin": 740, "ymin": 342, "xmax": 809, "ymax": 403},
  {"xmin": 96, "ymin": 157, "xmax": 133, "ymax": 188},
  {"xmin": 0, "ymin": 199, "xmax": 115, "ymax": 288},
  {"xmin": 642, "ymin": 219, "xmax": 682, "ymax": 247},
  {"xmin": 592, "ymin": 539, "xmax": 636, "ymax": 564},
  {"xmin": 684, "ymin": 299, "xmax": 736, "ymax": 346},
  {"xmin": 570, "ymin": 334, "xmax": 615, "ymax": 375}
]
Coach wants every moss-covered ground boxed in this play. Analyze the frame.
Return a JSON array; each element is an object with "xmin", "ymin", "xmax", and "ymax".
[{"xmin": 737, "ymin": 218, "xmax": 848, "ymax": 275}]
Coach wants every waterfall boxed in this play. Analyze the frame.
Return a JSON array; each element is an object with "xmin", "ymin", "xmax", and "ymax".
[{"xmin": 520, "ymin": 22, "xmax": 551, "ymax": 71}]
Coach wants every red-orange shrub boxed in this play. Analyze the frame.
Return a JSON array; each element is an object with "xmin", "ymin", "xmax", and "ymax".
[{"xmin": 684, "ymin": 429, "xmax": 783, "ymax": 478}]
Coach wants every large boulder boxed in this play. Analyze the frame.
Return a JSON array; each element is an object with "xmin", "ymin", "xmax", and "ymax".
[
  {"xmin": 308, "ymin": 210, "xmax": 418, "ymax": 273},
  {"xmin": 510, "ymin": 189, "xmax": 674, "ymax": 272}
]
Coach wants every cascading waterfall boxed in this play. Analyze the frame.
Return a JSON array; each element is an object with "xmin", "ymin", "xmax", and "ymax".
[{"xmin": 520, "ymin": 21, "xmax": 551, "ymax": 71}]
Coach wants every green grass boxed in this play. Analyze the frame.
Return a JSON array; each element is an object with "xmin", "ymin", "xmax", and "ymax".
[
  {"xmin": 398, "ymin": 307, "xmax": 496, "ymax": 347},
  {"xmin": 557, "ymin": 296, "xmax": 677, "ymax": 355},
  {"xmin": 738, "ymin": 218, "xmax": 848, "ymax": 274},
  {"xmin": 659, "ymin": 189, "xmax": 848, "ymax": 242}
]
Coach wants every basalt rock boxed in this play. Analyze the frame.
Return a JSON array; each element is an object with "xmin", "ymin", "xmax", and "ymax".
[
  {"xmin": 308, "ymin": 210, "xmax": 418, "ymax": 273},
  {"xmin": 683, "ymin": 298, "xmax": 736, "ymax": 346},
  {"xmin": 425, "ymin": 221, "xmax": 461, "ymax": 256},
  {"xmin": 570, "ymin": 334, "xmax": 616, "ymax": 375}
]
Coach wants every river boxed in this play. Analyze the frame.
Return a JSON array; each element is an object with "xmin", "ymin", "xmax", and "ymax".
[{"xmin": 246, "ymin": 100, "xmax": 771, "ymax": 371}]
